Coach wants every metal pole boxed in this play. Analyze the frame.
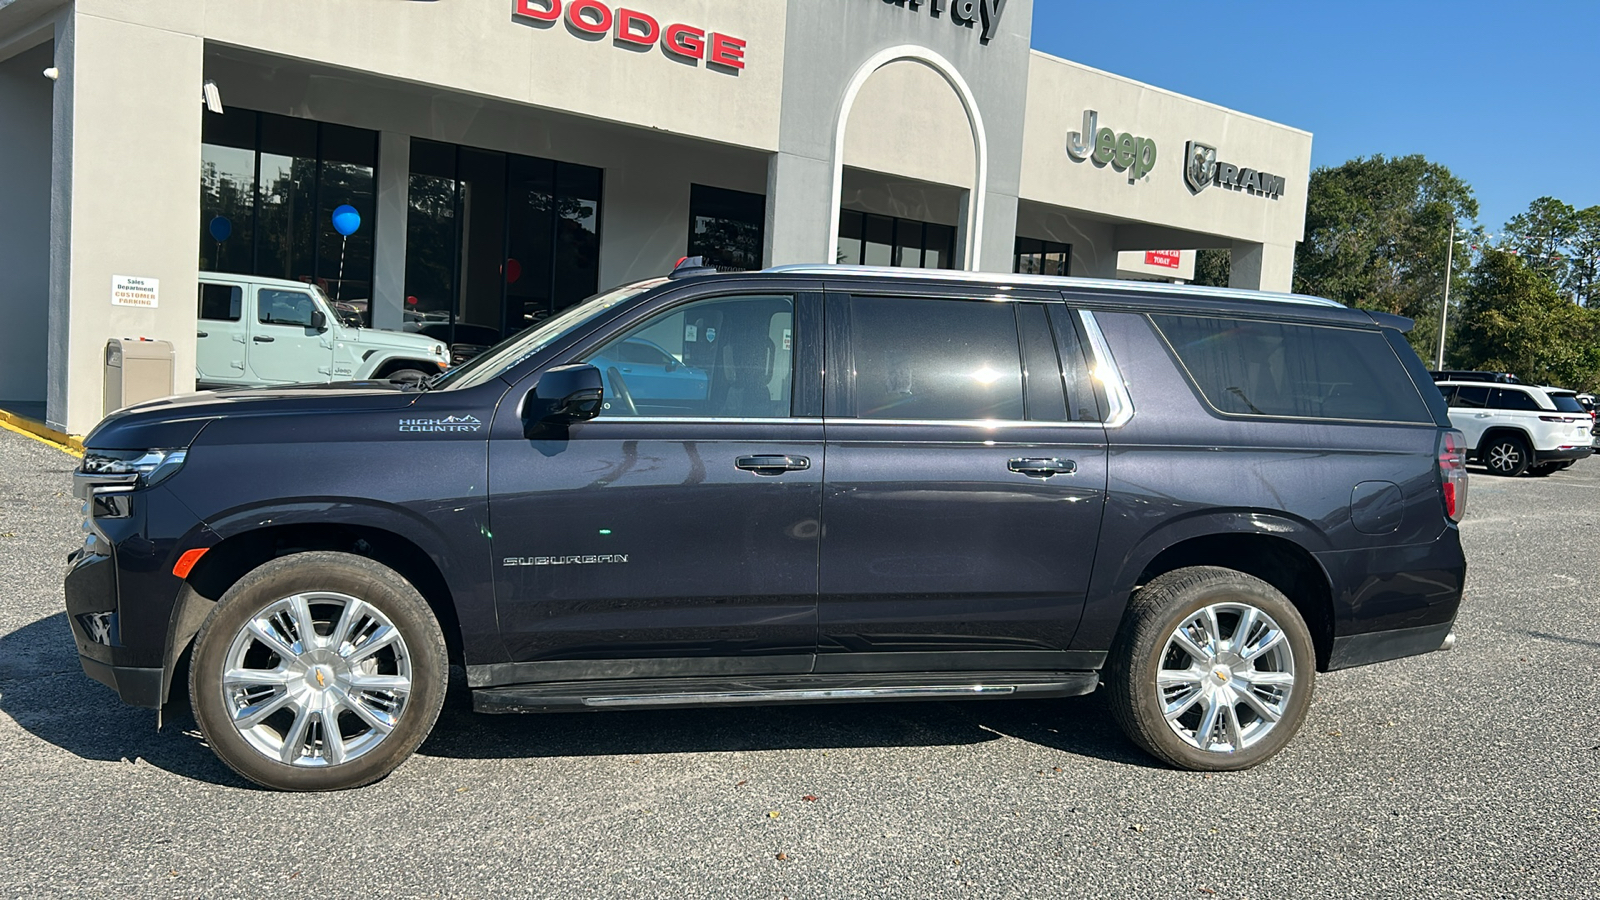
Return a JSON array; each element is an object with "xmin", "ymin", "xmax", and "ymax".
[{"xmin": 1436, "ymin": 218, "xmax": 1455, "ymax": 371}]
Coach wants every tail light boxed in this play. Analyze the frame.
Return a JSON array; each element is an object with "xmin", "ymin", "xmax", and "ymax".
[{"xmin": 1437, "ymin": 429, "xmax": 1468, "ymax": 523}]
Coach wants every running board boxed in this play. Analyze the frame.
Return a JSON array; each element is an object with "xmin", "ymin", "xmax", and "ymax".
[{"xmin": 472, "ymin": 671, "xmax": 1099, "ymax": 714}]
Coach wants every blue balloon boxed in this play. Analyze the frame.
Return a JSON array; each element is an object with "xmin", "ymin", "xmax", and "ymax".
[
  {"xmin": 331, "ymin": 204, "xmax": 362, "ymax": 236},
  {"xmin": 208, "ymin": 216, "xmax": 232, "ymax": 242}
]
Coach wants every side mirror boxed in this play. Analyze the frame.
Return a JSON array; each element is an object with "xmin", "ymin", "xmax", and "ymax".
[
  {"xmin": 310, "ymin": 309, "xmax": 328, "ymax": 332},
  {"xmin": 521, "ymin": 364, "xmax": 604, "ymax": 438},
  {"xmin": 664, "ymin": 358, "xmax": 679, "ymax": 372}
]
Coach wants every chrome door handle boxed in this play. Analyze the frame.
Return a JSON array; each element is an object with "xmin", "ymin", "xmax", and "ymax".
[
  {"xmin": 1009, "ymin": 457, "xmax": 1077, "ymax": 478},
  {"xmin": 1474, "ymin": 413, "xmax": 1492, "ymax": 418},
  {"xmin": 735, "ymin": 455, "xmax": 810, "ymax": 475}
]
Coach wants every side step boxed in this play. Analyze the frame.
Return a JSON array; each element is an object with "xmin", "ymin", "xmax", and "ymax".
[{"xmin": 472, "ymin": 671, "xmax": 1099, "ymax": 714}]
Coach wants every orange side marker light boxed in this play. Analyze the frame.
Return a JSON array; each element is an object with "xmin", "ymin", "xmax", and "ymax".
[{"xmin": 173, "ymin": 548, "xmax": 209, "ymax": 579}]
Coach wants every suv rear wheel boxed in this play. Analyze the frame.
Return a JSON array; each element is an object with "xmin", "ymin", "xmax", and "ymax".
[
  {"xmin": 1482, "ymin": 434, "xmax": 1531, "ymax": 476},
  {"xmin": 1106, "ymin": 567, "xmax": 1316, "ymax": 771},
  {"xmin": 188, "ymin": 552, "xmax": 448, "ymax": 791}
]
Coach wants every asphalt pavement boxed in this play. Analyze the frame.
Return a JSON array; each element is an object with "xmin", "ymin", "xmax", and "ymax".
[{"xmin": 1, "ymin": 425, "xmax": 1596, "ymax": 899}]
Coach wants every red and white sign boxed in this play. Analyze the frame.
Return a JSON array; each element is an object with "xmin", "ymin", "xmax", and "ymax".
[
  {"xmin": 513, "ymin": 1, "xmax": 747, "ymax": 70},
  {"xmin": 1144, "ymin": 250, "xmax": 1182, "ymax": 269}
]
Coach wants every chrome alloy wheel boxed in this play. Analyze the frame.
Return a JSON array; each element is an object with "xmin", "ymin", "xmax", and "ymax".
[
  {"xmin": 1487, "ymin": 442, "xmax": 1522, "ymax": 473},
  {"xmin": 1155, "ymin": 602, "xmax": 1296, "ymax": 754},
  {"xmin": 219, "ymin": 592, "xmax": 413, "ymax": 767}
]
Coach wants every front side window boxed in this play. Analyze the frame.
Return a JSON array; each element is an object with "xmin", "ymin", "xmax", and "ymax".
[
  {"xmin": 582, "ymin": 295, "xmax": 795, "ymax": 419},
  {"xmin": 850, "ymin": 297, "xmax": 1025, "ymax": 421},
  {"xmin": 1152, "ymin": 315, "xmax": 1431, "ymax": 423},
  {"xmin": 258, "ymin": 289, "xmax": 316, "ymax": 328},
  {"xmin": 198, "ymin": 284, "xmax": 242, "ymax": 322}
]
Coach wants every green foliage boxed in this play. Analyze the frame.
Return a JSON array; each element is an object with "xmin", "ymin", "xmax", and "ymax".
[
  {"xmin": 1501, "ymin": 197, "xmax": 1600, "ymax": 306},
  {"xmin": 1451, "ymin": 249, "xmax": 1600, "ymax": 392},
  {"xmin": 1190, "ymin": 249, "xmax": 1231, "ymax": 288},
  {"xmin": 1293, "ymin": 154, "xmax": 1479, "ymax": 359}
]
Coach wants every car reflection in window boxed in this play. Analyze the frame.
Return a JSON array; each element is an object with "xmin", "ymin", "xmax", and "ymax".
[{"xmin": 587, "ymin": 338, "xmax": 709, "ymax": 416}]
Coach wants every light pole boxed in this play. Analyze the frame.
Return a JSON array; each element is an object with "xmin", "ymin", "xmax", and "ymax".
[{"xmin": 1435, "ymin": 218, "xmax": 1456, "ymax": 371}]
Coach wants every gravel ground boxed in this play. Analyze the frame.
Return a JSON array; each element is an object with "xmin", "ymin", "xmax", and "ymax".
[{"xmin": 1, "ymin": 425, "xmax": 1596, "ymax": 899}]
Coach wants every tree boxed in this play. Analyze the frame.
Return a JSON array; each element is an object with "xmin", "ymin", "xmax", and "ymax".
[
  {"xmin": 1451, "ymin": 249, "xmax": 1600, "ymax": 391},
  {"xmin": 1293, "ymin": 154, "xmax": 1479, "ymax": 359},
  {"xmin": 1190, "ymin": 249, "xmax": 1230, "ymax": 288},
  {"xmin": 1501, "ymin": 197, "xmax": 1600, "ymax": 306}
]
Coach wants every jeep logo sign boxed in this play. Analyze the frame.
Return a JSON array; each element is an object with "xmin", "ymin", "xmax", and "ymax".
[
  {"xmin": 1065, "ymin": 110, "xmax": 1158, "ymax": 184},
  {"xmin": 878, "ymin": 0, "xmax": 1009, "ymax": 44},
  {"xmin": 1184, "ymin": 141, "xmax": 1286, "ymax": 200}
]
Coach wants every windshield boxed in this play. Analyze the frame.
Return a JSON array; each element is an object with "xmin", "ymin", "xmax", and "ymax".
[
  {"xmin": 1548, "ymin": 393, "xmax": 1585, "ymax": 413},
  {"xmin": 431, "ymin": 280, "xmax": 666, "ymax": 390}
]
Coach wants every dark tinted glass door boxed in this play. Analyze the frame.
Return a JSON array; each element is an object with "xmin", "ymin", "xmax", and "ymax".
[
  {"xmin": 485, "ymin": 293, "xmax": 822, "ymax": 680},
  {"xmin": 817, "ymin": 295, "xmax": 1109, "ymax": 673}
]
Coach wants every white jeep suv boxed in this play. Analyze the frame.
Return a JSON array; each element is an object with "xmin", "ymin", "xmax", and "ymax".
[{"xmin": 1436, "ymin": 381, "xmax": 1595, "ymax": 476}]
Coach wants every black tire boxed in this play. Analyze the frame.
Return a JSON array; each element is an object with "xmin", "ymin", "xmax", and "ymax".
[
  {"xmin": 189, "ymin": 552, "xmax": 448, "ymax": 791},
  {"xmin": 385, "ymin": 367, "xmax": 432, "ymax": 386},
  {"xmin": 1105, "ymin": 566, "xmax": 1316, "ymax": 771},
  {"xmin": 1481, "ymin": 434, "xmax": 1531, "ymax": 476}
]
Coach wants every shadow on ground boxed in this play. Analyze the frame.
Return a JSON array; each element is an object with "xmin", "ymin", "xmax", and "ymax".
[{"xmin": 2, "ymin": 613, "xmax": 1156, "ymax": 788}]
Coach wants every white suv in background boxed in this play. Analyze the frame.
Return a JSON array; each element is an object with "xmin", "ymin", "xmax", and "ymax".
[{"xmin": 1436, "ymin": 381, "xmax": 1595, "ymax": 476}]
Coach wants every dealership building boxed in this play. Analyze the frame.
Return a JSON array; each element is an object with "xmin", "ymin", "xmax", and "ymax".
[{"xmin": 0, "ymin": 0, "xmax": 1312, "ymax": 436}]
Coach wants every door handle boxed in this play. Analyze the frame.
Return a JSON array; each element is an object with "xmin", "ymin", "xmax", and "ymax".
[
  {"xmin": 735, "ymin": 455, "xmax": 810, "ymax": 475},
  {"xmin": 1008, "ymin": 457, "xmax": 1077, "ymax": 478},
  {"xmin": 1474, "ymin": 413, "xmax": 1491, "ymax": 418},
  {"xmin": 253, "ymin": 335, "xmax": 275, "ymax": 343},
  {"xmin": 196, "ymin": 331, "xmax": 209, "ymax": 338}
]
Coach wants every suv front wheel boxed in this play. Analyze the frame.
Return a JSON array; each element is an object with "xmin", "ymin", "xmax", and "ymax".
[
  {"xmin": 188, "ymin": 552, "xmax": 448, "ymax": 791},
  {"xmin": 1106, "ymin": 567, "xmax": 1316, "ymax": 771}
]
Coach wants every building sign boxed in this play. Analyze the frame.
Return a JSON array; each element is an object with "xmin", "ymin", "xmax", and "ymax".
[
  {"xmin": 1184, "ymin": 141, "xmax": 1286, "ymax": 200},
  {"xmin": 512, "ymin": 1, "xmax": 747, "ymax": 71},
  {"xmin": 1145, "ymin": 250, "xmax": 1181, "ymax": 269},
  {"xmin": 111, "ymin": 275, "xmax": 159, "ymax": 308},
  {"xmin": 878, "ymin": 0, "xmax": 1009, "ymax": 44},
  {"xmin": 1065, "ymin": 110, "xmax": 1157, "ymax": 184}
]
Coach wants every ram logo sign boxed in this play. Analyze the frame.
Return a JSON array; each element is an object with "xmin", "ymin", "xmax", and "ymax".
[{"xmin": 1184, "ymin": 141, "xmax": 1286, "ymax": 200}]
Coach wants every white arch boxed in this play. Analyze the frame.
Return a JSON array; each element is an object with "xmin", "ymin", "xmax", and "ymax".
[{"xmin": 829, "ymin": 45, "xmax": 989, "ymax": 271}]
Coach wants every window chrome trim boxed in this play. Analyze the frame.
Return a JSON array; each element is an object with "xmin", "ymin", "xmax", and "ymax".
[
  {"xmin": 586, "ymin": 416, "xmax": 822, "ymax": 426},
  {"xmin": 1077, "ymin": 310, "xmax": 1134, "ymax": 428},
  {"xmin": 822, "ymin": 417, "xmax": 1104, "ymax": 430}
]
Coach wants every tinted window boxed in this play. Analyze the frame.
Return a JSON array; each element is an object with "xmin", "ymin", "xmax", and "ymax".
[
  {"xmin": 1153, "ymin": 315, "xmax": 1430, "ymax": 423},
  {"xmin": 582, "ymin": 295, "xmax": 793, "ymax": 419},
  {"xmin": 258, "ymin": 289, "xmax": 316, "ymax": 327},
  {"xmin": 688, "ymin": 184, "xmax": 765, "ymax": 271},
  {"xmin": 1490, "ymin": 388, "xmax": 1541, "ymax": 411},
  {"xmin": 198, "ymin": 283, "xmax": 242, "ymax": 322},
  {"xmin": 1451, "ymin": 385, "xmax": 1490, "ymax": 408},
  {"xmin": 852, "ymin": 297, "xmax": 1024, "ymax": 421},
  {"xmin": 1549, "ymin": 394, "xmax": 1585, "ymax": 413}
]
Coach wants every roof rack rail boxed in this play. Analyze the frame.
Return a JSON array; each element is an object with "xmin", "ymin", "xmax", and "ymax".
[{"xmin": 760, "ymin": 264, "xmax": 1345, "ymax": 308}]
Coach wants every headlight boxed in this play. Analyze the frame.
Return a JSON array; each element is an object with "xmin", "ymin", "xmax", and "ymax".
[{"xmin": 79, "ymin": 448, "xmax": 188, "ymax": 488}]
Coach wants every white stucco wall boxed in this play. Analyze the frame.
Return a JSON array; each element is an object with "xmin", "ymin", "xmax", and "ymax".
[{"xmin": 843, "ymin": 58, "xmax": 976, "ymax": 191}]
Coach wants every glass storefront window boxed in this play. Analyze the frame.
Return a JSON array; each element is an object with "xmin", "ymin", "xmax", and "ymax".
[
  {"xmin": 199, "ymin": 110, "xmax": 378, "ymax": 322},
  {"xmin": 687, "ymin": 184, "xmax": 766, "ymax": 271},
  {"xmin": 402, "ymin": 139, "xmax": 604, "ymax": 349},
  {"xmin": 1014, "ymin": 237, "xmax": 1071, "ymax": 277},
  {"xmin": 836, "ymin": 211, "xmax": 958, "ymax": 270}
]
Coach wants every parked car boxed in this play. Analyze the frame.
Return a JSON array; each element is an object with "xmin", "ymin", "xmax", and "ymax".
[
  {"xmin": 68, "ymin": 262, "xmax": 1467, "ymax": 790},
  {"xmin": 586, "ymin": 337, "xmax": 710, "ymax": 415},
  {"xmin": 416, "ymin": 323, "xmax": 504, "ymax": 367},
  {"xmin": 197, "ymin": 274, "xmax": 448, "ymax": 388},
  {"xmin": 1435, "ymin": 381, "xmax": 1595, "ymax": 476},
  {"xmin": 1429, "ymin": 370, "xmax": 1520, "ymax": 384}
]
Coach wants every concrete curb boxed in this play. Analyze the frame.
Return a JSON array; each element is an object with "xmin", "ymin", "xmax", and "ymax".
[{"xmin": 0, "ymin": 408, "xmax": 84, "ymax": 457}]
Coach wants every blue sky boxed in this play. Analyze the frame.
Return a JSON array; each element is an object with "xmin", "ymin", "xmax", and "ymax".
[{"xmin": 1029, "ymin": 0, "xmax": 1600, "ymax": 234}]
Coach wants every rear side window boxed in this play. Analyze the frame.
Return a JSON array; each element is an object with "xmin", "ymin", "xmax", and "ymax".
[
  {"xmin": 1549, "ymin": 394, "xmax": 1585, "ymax": 413},
  {"xmin": 1489, "ymin": 388, "xmax": 1541, "ymax": 411},
  {"xmin": 198, "ymin": 284, "xmax": 242, "ymax": 322},
  {"xmin": 851, "ymin": 297, "xmax": 1024, "ymax": 421},
  {"xmin": 1152, "ymin": 315, "xmax": 1430, "ymax": 423}
]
